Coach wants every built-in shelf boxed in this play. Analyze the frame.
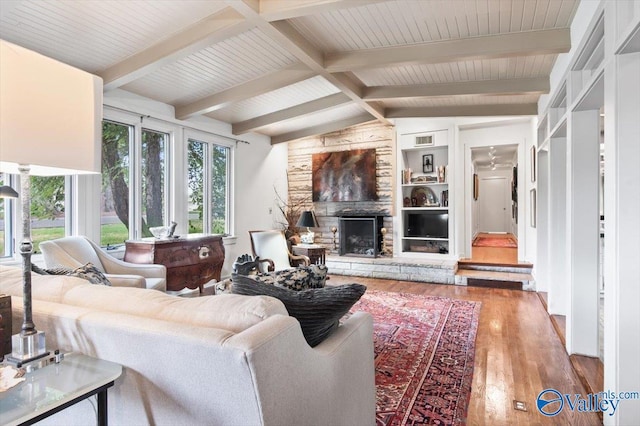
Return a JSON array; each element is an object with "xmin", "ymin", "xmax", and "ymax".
[
  {"xmin": 402, "ymin": 236, "xmax": 448, "ymax": 242},
  {"xmin": 401, "ymin": 183, "xmax": 448, "ymax": 187},
  {"xmin": 550, "ymin": 119, "xmax": 568, "ymax": 139},
  {"xmin": 398, "ymin": 131, "xmax": 451, "ymax": 256},
  {"xmin": 574, "ymin": 70, "xmax": 604, "ymax": 112},
  {"xmin": 617, "ymin": 20, "xmax": 640, "ymax": 55},
  {"xmin": 401, "ymin": 145, "xmax": 448, "ymax": 153},
  {"xmin": 401, "ymin": 207, "xmax": 449, "ymax": 211},
  {"xmin": 571, "ymin": 14, "xmax": 605, "ymax": 104},
  {"xmin": 549, "ymin": 83, "xmax": 567, "ymax": 130},
  {"xmin": 616, "ymin": 0, "xmax": 639, "ymax": 46},
  {"xmin": 538, "ymin": 115, "xmax": 548, "ymax": 145}
]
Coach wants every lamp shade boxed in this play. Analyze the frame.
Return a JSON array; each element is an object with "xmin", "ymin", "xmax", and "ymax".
[
  {"xmin": 297, "ymin": 211, "xmax": 319, "ymax": 228},
  {"xmin": 0, "ymin": 185, "xmax": 19, "ymax": 198},
  {"xmin": 0, "ymin": 40, "xmax": 103, "ymax": 176}
]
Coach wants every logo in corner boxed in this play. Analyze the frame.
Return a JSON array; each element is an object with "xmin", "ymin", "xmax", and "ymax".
[{"xmin": 537, "ymin": 389, "xmax": 564, "ymax": 416}]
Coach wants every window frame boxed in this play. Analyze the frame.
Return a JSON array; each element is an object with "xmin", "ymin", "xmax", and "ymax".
[
  {"xmin": 1, "ymin": 172, "xmax": 74, "ymax": 257},
  {"xmin": 0, "ymin": 173, "xmax": 17, "ymax": 258},
  {"xmin": 101, "ymin": 110, "xmax": 176, "ymax": 243},
  {"xmin": 184, "ymin": 128, "xmax": 235, "ymax": 236}
]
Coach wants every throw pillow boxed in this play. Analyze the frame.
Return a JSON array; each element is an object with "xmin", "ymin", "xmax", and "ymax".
[
  {"xmin": 72, "ymin": 263, "xmax": 112, "ymax": 286},
  {"xmin": 253, "ymin": 264, "xmax": 328, "ymax": 290},
  {"xmin": 32, "ymin": 264, "xmax": 72, "ymax": 276},
  {"xmin": 32, "ymin": 262, "xmax": 111, "ymax": 286},
  {"xmin": 231, "ymin": 274, "xmax": 366, "ymax": 347}
]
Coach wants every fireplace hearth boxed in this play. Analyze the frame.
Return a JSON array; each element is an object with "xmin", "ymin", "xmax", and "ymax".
[{"xmin": 338, "ymin": 213, "xmax": 385, "ymax": 258}]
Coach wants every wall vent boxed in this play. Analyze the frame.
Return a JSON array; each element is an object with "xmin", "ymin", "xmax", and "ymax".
[{"xmin": 415, "ymin": 135, "xmax": 434, "ymax": 146}]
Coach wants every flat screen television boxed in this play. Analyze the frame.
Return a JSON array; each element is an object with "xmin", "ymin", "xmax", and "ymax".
[{"xmin": 406, "ymin": 212, "xmax": 448, "ymax": 238}]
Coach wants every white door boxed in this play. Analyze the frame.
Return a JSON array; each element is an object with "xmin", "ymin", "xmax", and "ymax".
[{"xmin": 479, "ymin": 177, "xmax": 509, "ymax": 232}]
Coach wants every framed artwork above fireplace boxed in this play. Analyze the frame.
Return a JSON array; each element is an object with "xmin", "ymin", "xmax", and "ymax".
[{"xmin": 312, "ymin": 149, "xmax": 378, "ymax": 202}]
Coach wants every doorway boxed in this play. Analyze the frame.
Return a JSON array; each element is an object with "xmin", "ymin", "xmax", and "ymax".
[{"xmin": 468, "ymin": 144, "xmax": 519, "ymax": 264}]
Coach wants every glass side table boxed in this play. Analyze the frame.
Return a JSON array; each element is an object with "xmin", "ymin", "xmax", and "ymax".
[{"xmin": 0, "ymin": 353, "xmax": 122, "ymax": 426}]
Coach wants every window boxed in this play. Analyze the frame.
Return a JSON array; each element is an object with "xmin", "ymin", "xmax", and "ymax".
[
  {"xmin": 100, "ymin": 118, "xmax": 171, "ymax": 245},
  {"xmin": 101, "ymin": 120, "xmax": 132, "ymax": 246},
  {"xmin": 1, "ymin": 110, "xmax": 233, "ymax": 259},
  {"xmin": 0, "ymin": 172, "xmax": 68, "ymax": 255},
  {"xmin": 0, "ymin": 173, "xmax": 11, "ymax": 257},
  {"xmin": 188, "ymin": 138, "xmax": 230, "ymax": 235},
  {"xmin": 30, "ymin": 175, "xmax": 65, "ymax": 252},
  {"xmin": 141, "ymin": 129, "xmax": 168, "ymax": 236}
]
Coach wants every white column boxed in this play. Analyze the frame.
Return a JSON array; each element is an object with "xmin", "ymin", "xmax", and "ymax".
[
  {"xmin": 72, "ymin": 174, "xmax": 102, "ymax": 243},
  {"xmin": 536, "ymin": 149, "xmax": 550, "ymax": 292},
  {"xmin": 567, "ymin": 109, "xmax": 600, "ymax": 356},
  {"xmin": 604, "ymin": 50, "xmax": 640, "ymax": 425},
  {"xmin": 548, "ymin": 137, "xmax": 568, "ymax": 315}
]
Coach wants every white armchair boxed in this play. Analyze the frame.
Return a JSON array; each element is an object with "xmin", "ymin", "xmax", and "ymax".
[
  {"xmin": 40, "ymin": 236, "xmax": 166, "ymax": 291},
  {"xmin": 249, "ymin": 230, "xmax": 310, "ymax": 272}
]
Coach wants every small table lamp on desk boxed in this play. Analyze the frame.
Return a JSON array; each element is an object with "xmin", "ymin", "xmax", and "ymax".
[
  {"xmin": 297, "ymin": 211, "xmax": 319, "ymax": 244},
  {"xmin": 0, "ymin": 40, "xmax": 103, "ymax": 366}
]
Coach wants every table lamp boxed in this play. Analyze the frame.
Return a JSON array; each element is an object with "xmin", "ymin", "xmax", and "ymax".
[
  {"xmin": 0, "ymin": 185, "xmax": 19, "ymax": 199},
  {"xmin": 297, "ymin": 211, "xmax": 319, "ymax": 244},
  {"xmin": 0, "ymin": 40, "xmax": 102, "ymax": 365}
]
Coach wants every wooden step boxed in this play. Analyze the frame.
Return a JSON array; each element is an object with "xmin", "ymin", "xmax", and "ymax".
[
  {"xmin": 455, "ymin": 269, "xmax": 533, "ymax": 281},
  {"xmin": 455, "ymin": 269, "xmax": 534, "ymax": 290},
  {"xmin": 457, "ymin": 259, "xmax": 533, "ymax": 274}
]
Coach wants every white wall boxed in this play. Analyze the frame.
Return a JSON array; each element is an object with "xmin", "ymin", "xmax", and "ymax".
[{"xmin": 230, "ymin": 142, "xmax": 288, "ymax": 276}]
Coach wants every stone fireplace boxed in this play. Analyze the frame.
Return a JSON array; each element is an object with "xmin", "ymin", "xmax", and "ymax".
[
  {"xmin": 338, "ymin": 214, "xmax": 385, "ymax": 257},
  {"xmin": 287, "ymin": 122, "xmax": 396, "ymax": 256}
]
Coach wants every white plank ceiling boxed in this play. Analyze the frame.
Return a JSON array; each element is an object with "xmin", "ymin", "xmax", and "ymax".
[{"xmin": 0, "ymin": 0, "xmax": 581, "ymax": 144}]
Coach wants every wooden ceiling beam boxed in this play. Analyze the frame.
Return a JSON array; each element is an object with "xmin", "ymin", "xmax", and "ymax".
[
  {"xmin": 364, "ymin": 77, "xmax": 549, "ymax": 100},
  {"xmin": 100, "ymin": 7, "xmax": 251, "ymax": 91},
  {"xmin": 227, "ymin": 0, "xmax": 390, "ymax": 125},
  {"xmin": 259, "ymin": 0, "xmax": 387, "ymax": 21},
  {"xmin": 232, "ymin": 92, "xmax": 351, "ymax": 134},
  {"xmin": 325, "ymin": 28, "xmax": 571, "ymax": 72},
  {"xmin": 386, "ymin": 104, "xmax": 539, "ymax": 118},
  {"xmin": 270, "ymin": 113, "xmax": 375, "ymax": 144},
  {"xmin": 175, "ymin": 63, "xmax": 315, "ymax": 120}
]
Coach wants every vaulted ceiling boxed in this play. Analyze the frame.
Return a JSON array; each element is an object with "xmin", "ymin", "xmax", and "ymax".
[{"xmin": 0, "ymin": 0, "xmax": 580, "ymax": 144}]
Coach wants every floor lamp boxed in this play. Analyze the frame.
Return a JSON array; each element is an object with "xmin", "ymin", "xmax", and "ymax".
[{"xmin": 0, "ymin": 40, "xmax": 102, "ymax": 365}]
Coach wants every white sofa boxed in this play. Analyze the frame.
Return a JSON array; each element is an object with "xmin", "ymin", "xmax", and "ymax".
[{"xmin": 0, "ymin": 266, "xmax": 375, "ymax": 426}]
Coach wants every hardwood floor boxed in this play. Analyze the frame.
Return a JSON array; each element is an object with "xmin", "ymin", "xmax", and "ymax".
[
  {"xmin": 330, "ymin": 274, "xmax": 602, "ymax": 425},
  {"xmin": 471, "ymin": 233, "xmax": 518, "ymax": 264}
]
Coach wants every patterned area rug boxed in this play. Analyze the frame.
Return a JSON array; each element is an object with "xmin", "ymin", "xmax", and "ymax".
[
  {"xmin": 350, "ymin": 291, "xmax": 481, "ymax": 426},
  {"xmin": 472, "ymin": 235, "xmax": 517, "ymax": 248}
]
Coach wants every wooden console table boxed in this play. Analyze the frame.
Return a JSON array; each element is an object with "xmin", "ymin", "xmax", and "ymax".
[
  {"xmin": 124, "ymin": 234, "xmax": 225, "ymax": 293},
  {"xmin": 292, "ymin": 244, "xmax": 326, "ymax": 265}
]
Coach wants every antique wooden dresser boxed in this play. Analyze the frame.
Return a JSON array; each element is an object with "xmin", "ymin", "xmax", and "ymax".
[{"xmin": 124, "ymin": 234, "xmax": 225, "ymax": 293}]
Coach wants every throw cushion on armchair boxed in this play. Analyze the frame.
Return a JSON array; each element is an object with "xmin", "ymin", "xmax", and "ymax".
[
  {"xmin": 253, "ymin": 264, "xmax": 328, "ymax": 290},
  {"xmin": 232, "ymin": 274, "xmax": 366, "ymax": 347},
  {"xmin": 217, "ymin": 264, "xmax": 329, "ymax": 295},
  {"xmin": 32, "ymin": 262, "xmax": 112, "ymax": 286}
]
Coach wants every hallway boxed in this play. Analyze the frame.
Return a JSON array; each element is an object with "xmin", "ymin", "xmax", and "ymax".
[{"xmin": 470, "ymin": 232, "xmax": 518, "ymax": 264}]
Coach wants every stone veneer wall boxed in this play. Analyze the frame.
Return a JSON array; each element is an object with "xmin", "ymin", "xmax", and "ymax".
[{"xmin": 287, "ymin": 122, "xmax": 395, "ymax": 256}]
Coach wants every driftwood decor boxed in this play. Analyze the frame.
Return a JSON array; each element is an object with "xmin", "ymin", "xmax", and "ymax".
[{"xmin": 312, "ymin": 149, "xmax": 377, "ymax": 202}]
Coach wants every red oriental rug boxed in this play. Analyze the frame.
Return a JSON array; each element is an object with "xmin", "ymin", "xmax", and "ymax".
[
  {"xmin": 350, "ymin": 291, "xmax": 481, "ymax": 426},
  {"xmin": 472, "ymin": 235, "xmax": 517, "ymax": 248}
]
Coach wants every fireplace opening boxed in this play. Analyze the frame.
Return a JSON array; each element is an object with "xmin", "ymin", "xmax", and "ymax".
[{"xmin": 339, "ymin": 215, "xmax": 384, "ymax": 257}]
